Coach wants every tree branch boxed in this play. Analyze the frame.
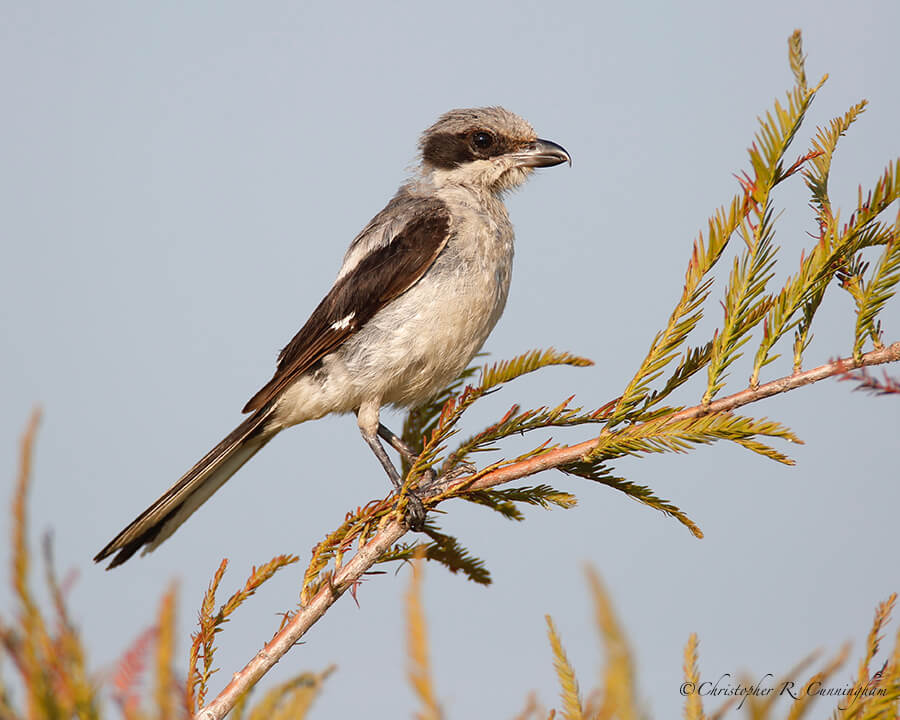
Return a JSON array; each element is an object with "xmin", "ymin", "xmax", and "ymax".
[
  {"xmin": 196, "ymin": 340, "xmax": 900, "ymax": 720},
  {"xmin": 460, "ymin": 340, "xmax": 900, "ymax": 493}
]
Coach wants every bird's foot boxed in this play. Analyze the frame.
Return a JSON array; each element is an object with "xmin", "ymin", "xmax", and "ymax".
[
  {"xmin": 444, "ymin": 459, "xmax": 478, "ymax": 481},
  {"xmin": 403, "ymin": 491, "xmax": 428, "ymax": 532},
  {"xmin": 424, "ymin": 460, "xmax": 477, "ymax": 493},
  {"xmin": 416, "ymin": 466, "xmax": 439, "ymax": 492},
  {"xmin": 397, "ymin": 466, "xmax": 438, "ymax": 531}
]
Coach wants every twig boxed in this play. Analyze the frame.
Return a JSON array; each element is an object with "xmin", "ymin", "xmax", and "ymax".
[
  {"xmin": 459, "ymin": 340, "xmax": 900, "ymax": 492},
  {"xmin": 195, "ymin": 340, "xmax": 900, "ymax": 720},
  {"xmin": 195, "ymin": 523, "xmax": 406, "ymax": 719},
  {"xmin": 838, "ymin": 366, "xmax": 900, "ymax": 395}
]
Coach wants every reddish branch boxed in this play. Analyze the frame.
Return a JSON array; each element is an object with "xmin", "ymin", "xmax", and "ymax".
[
  {"xmin": 195, "ymin": 340, "xmax": 900, "ymax": 720},
  {"xmin": 839, "ymin": 366, "xmax": 900, "ymax": 396}
]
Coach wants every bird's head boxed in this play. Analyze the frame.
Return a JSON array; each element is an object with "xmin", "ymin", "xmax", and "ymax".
[{"xmin": 418, "ymin": 106, "xmax": 570, "ymax": 194}]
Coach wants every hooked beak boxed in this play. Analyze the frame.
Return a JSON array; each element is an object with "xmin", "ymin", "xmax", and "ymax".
[{"xmin": 511, "ymin": 138, "xmax": 572, "ymax": 168}]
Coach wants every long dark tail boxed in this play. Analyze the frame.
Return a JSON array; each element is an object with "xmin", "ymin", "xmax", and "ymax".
[{"xmin": 94, "ymin": 408, "xmax": 276, "ymax": 569}]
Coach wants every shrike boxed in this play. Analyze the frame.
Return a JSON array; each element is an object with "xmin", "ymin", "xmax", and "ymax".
[{"xmin": 95, "ymin": 106, "xmax": 570, "ymax": 568}]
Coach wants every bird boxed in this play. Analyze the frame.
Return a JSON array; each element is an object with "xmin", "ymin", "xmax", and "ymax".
[{"xmin": 94, "ymin": 106, "xmax": 570, "ymax": 569}]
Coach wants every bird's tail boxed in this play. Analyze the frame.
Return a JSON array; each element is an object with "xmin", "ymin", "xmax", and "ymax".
[{"xmin": 94, "ymin": 408, "xmax": 277, "ymax": 569}]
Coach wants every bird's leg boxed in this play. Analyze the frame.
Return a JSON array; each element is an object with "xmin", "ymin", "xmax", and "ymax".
[
  {"xmin": 377, "ymin": 423, "xmax": 438, "ymax": 490},
  {"xmin": 376, "ymin": 423, "xmax": 417, "ymax": 461},
  {"xmin": 356, "ymin": 403, "xmax": 426, "ymax": 530}
]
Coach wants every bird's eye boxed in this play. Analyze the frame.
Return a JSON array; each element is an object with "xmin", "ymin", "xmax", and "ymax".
[{"xmin": 472, "ymin": 131, "xmax": 495, "ymax": 150}]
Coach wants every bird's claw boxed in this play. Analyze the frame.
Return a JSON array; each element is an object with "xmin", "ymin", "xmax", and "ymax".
[
  {"xmin": 417, "ymin": 467, "xmax": 438, "ymax": 492},
  {"xmin": 403, "ymin": 491, "xmax": 428, "ymax": 531},
  {"xmin": 441, "ymin": 460, "xmax": 477, "ymax": 482},
  {"xmin": 397, "ymin": 466, "xmax": 436, "ymax": 531}
]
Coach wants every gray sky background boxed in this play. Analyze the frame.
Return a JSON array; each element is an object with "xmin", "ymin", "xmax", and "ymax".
[{"xmin": 2, "ymin": 2, "xmax": 899, "ymax": 717}]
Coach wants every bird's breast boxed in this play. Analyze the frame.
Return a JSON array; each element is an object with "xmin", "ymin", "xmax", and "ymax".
[{"xmin": 338, "ymin": 201, "xmax": 515, "ymax": 408}]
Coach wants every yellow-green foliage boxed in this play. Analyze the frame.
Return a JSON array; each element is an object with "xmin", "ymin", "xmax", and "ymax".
[
  {"xmin": 584, "ymin": 569, "xmax": 641, "ymax": 720},
  {"xmin": 304, "ymin": 32, "xmax": 900, "ymax": 614},
  {"xmin": 229, "ymin": 667, "xmax": 335, "ymax": 720},
  {"xmin": 187, "ymin": 553, "xmax": 299, "ymax": 710},
  {"xmin": 408, "ymin": 27, "xmax": 899, "ymax": 563},
  {"xmin": 2, "ymin": 410, "xmax": 102, "ymax": 720},
  {"xmin": 546, "ymin": 616, "xmax": 585, "ymax": 720},
  {"xmin": 297, "ymin": 347, "xmax": 594, "ymax": 601},
  {"xmin": 289, "ymin": 26, "xmax": 900, "ymax": 657},
  {"xmin": 3, "ymin": 409, "xmax": 900, "ymax": 717},
  {"xmin": 535, "ymin": 571, "xmax": 899, "ymax": 720},
  {"xmin": 399, "ymin": 563, "xmax": 900, "ymax": 719},
  {"xmin": 406, "ymin": 551, "xmax": 443, "ymax": 720},
  {"xmin": 0, "ymin": 412, "xmax": 330, "ymax": 720}
]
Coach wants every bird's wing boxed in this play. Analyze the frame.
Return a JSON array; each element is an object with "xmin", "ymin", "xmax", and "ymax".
[{"xmin": 242, "ymin": 196, "xmax": 452, "ymax": 413}]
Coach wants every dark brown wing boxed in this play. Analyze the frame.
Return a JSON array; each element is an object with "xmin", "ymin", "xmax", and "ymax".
[{"xmin": 242, "ymin": 198, "xmax": 451, "ymax": 413}]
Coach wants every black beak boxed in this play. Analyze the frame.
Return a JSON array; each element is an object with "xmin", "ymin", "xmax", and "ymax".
[{"xmin": 512, "ymin": 138, "xmax": 572, "ymax": 168}]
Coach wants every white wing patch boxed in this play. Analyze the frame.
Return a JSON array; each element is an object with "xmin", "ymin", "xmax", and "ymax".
[{"xmin": 330, "ymin": 312, "xmax": 356, "ymax": 331}]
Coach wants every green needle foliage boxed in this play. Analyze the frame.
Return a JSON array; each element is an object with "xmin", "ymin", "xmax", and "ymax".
[
  {"xmin": 850, "ymin": 223, "xmax": 900, "ymax": 360},
  {"xmin": 187, "ymin": 554, "xmax": 299, "ymax": 711},
  {"xmin": 293, "ymin": 30, "xmax": 899, "ymax": 629},
  {"xmin": 404, "ymin": 348, "xmax": 595, "ymax": 483},
  {"xmin": 296, "ymin": 348, "xmax": 594, "ymax": 598},
  {"xmin": 704, "ymin": 64, "xmax": 822, "ymax": 400}
]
